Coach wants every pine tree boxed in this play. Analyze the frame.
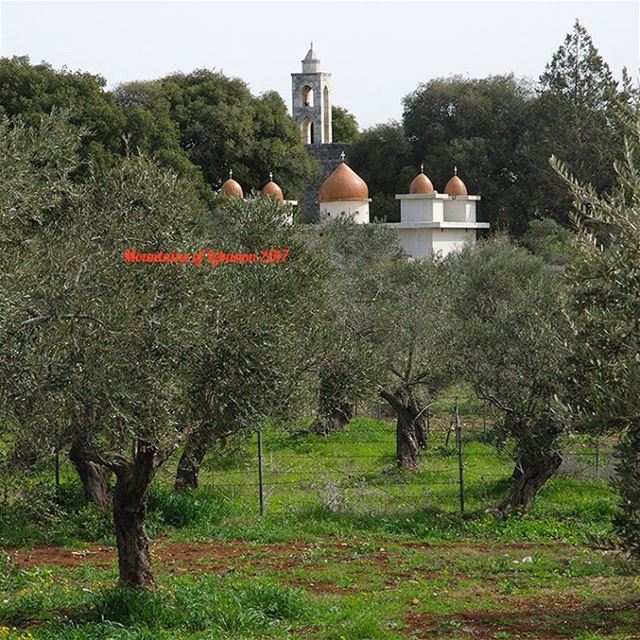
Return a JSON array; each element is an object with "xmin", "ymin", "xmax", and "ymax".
[{"xmin": 532, "ymin": 21, "xmax": 625, "ymax": 225}]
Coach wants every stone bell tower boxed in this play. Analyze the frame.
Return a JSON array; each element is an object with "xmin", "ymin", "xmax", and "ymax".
[{"xmin": 291, "ymin": 43, "xmax": 332, "ymax": 145}]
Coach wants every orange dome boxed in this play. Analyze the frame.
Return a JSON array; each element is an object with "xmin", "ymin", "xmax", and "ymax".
[
  {"xmin": 409, "ymin": 165, "xmax": 434, "ymax": 194},
  {"xmin": 444, "ymin": 167, "xmax": 467, "ymax": 196},
  {"xmin": 261, "ymin": 174, "xmax": 284, "ymax": 201},
  {"xmin": 221, "ymin": 171, "xmax": 243, "ymax": 198},
  {"xmin": 319, "ymin": 161, "xmax": 369, "ymax": 203}
]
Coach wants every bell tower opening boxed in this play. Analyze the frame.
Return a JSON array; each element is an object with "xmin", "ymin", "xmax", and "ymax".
[
  {"xmin": 302, "ymin": 85, "xmax": 314, "ymax": 107},
  {"xmin": 302, "ymin": 117, "xmax": 314, "ymax": 145}
]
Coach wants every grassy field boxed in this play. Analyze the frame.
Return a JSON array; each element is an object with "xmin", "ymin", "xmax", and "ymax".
[{"xmin": 0, "ymin": 415, "xmax": 638, "ymax": 639}]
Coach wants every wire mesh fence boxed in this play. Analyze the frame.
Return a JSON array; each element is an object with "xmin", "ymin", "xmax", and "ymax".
[
  {"xmin": 177, "ymin": 398, "xmax": 617, "ymax": 518},
  {"xmin": 1, "ymin": 397, "xmax": 617, "ymax": 519}
]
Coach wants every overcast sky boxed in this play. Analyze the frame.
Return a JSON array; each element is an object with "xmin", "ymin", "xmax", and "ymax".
[{"xmin": 0, "ymin": 0, "xmax": 638, "ymax": 128}]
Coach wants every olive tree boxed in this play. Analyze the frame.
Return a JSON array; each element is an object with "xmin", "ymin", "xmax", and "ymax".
[
  {"xmin": 554, "ymin": 106, "xmax": 640, "ymax": 559},
  {"xmin": 371, "ymin": 259, "xmax": 457, "ymax": 469},
  {"xmin": 174, "ymin": 196, "xmax": 328, "ymax": 490},
  {"xmin": 308, "ymin": 222, "xmax": 456, "ymax": 467},
  {"xmin": 0, "ymin": 112, "xmax": 327, "ymax": 586},
  {"xmin": 451, "ymin": 239, "xmax": 569, "ymax": 513},
  {"xmin": 304, "ymin": 219, "xmax": 403, "ymax": 436}
]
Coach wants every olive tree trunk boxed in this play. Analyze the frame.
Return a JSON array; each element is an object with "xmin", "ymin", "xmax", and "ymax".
[
  {"xmin": 380, "ymin": 389, "xmax": 422, "ymax": 470},
  {"xmin": 498, "ymin": 416, "xmax": 562, "ymax": 514},
  {"xmin": 499, "ymin": 451, "xmax": 562, "ymax": 514},
  {"xmin": 174, "ymin": 428, "xmax": 212, "ymax": 491},
  {"xmin": 69, "ymin": 435, "xmax": 112, "ymax": 509},
  {"xmin": 311, "ymin": 402, "xmax": 354, "ymax": 436},
  {"xmin": 112, "ymin": 441, "xmax": 157, "ymax": 588}
]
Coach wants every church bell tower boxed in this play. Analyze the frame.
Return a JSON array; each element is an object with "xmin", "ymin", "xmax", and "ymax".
[{"xmin": 291, "ymin": 43, "xmax": 332, "ymax": 145}]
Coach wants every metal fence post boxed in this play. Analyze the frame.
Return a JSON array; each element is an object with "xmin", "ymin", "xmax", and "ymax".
[
  {"xmin": 482, "ymin": 400, "xmax": 487, "ymax": 442},
  {"xmin": 55, "ymin": 448, "xmax": 60, "ymax": 488},
  {"xmin": 257, "ymin": 428, "xmax": 265, "ymax": 516},
  {"xmin": 455, "ymin": 399, "xmax": 465, "ymax": 515}
]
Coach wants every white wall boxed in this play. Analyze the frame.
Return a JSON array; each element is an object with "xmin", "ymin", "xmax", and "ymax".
[
  {"xmin": 443, "ymin": 199, "xmax": 476, "ymax": 222},
  {"xmin": 431, "ymin": 228, "xmax": 477, "ymax": 257},
  {"xmin": 320, "ymin": 200, "xmax": 370, "ymax": 224},
  {"xmin": 398, "ymin": 197, "xmax": 446, "ymax": 223},
  {"xmin": 396, "ymin": 228, "xmax": 433, "ymax": 259}
]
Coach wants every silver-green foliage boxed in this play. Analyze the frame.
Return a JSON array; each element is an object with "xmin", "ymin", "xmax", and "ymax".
[{"xmin": 553, "ymin": 107, "xmax": 640, "ymax": 559}]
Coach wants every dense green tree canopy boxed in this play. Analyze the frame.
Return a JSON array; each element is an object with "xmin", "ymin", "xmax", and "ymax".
[
  {"xmin": 116, "ymin": 71, "xmax": 318, "ymax": 200},
  {"xmin": 403, "ymin": 74, "xmax": 534, "ymax": 233},
  {"xmin": 353, "ymin": 21, "xmax": 633, "ymax": 237},
  {"xmin": 0, "ymin": 56, "xmax": 209, "ymax": 199},
  {"xmin": 331, "ymin": 105, "xmax": 359, "ymax": 143},
  {"xmin": 349, "ymin": 122, "xmax": 414, "ymax": 222},
  {"xmin": 530, "ymin": 20, "xmax": 625, "ymax": 226},
  {"xmin": 0, "ymin": 56, "xmax": 125, "ymax": 169},
  {"xmin": 0, "ymin": 57, "xmax": 318, "ymax": 204}
]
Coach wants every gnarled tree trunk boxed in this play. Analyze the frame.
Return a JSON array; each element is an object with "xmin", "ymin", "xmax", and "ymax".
[
  {"xmin": 174, "ymin": 427, "xmax": 213, "ymax": 491},
  {"xmin": 312, "ymin": 402, "xmax": 354, "ymax": 436},
  {"xmin": 498, "ymin": 414, "xmax": 562, "ymax": 514},
  {"xmin": 410, "ymin": 396, "xmax": 429, "ymax": 449},
  {"xmin": 112, "ymin": 441, "xmax": 157, "ymax": 588},
  {"xmin": 499, "ymin": 451, "xmax": 562, "ymax": 514},
  {"xmin": 381, "ymin": 389, "xmax": 423, "ymax": 470},
  {"xmin": 69, "ymin": 435, "xmax": 112, "ymax": 509}
]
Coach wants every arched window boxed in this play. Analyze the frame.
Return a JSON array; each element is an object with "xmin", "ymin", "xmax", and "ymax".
[
  {"xmin": 301, "ymin": 85, "xmax": 314, "ymax": 107},
  {"xmin": 302, "ymin": 117, "xmax": 314, "ymax": 145}
]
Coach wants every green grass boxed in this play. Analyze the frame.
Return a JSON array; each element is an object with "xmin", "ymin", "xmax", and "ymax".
[{"xmin": 0, "ymin": 415, "xmax": 636, "ymax": 639}]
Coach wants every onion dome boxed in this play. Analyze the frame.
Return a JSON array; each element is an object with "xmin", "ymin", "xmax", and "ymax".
[
  {"xmin": 444, "ymin": 166, "xmax": 468, "ymax": 197},
  {"xmin": 220, "ymin": 170, "xmax": 243, "ymax": 198},
  {"xmin": 409, "ymin": 163, "xmax": 434, "ymax": 194},
  {"xmin": 261, "ymin": 173, "xmax": 284, "ymax": 201},
  {"xmin": 319, "ymin": 153, "xmax": 369, "ymax": 203}
]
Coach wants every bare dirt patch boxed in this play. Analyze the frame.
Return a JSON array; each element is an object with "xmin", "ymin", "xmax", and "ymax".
[
  {"xmin": 404, "ymin": 596, "xmax": 640, "ymax": 639},
  {"xmin": 5, "ymin": 539, "xmax": 352, "ymax": 573},
  {"xmin": 8, "ymin": 545, "xmax": 116, "ymax": 569}
]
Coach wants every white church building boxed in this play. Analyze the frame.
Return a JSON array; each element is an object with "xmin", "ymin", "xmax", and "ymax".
[
  {"xmin": 294, "ymin": 43, "xmax": 489, "ymax": 258},
  {"xmin": 317, "ymin": 158, "xmax": 488, "ymax": 259},
  {"xmin": 220, "ymin": 44, "xmax": 490, "ymax": 259}
]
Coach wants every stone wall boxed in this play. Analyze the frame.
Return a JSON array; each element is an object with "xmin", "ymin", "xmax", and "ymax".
[{"xmin": 300, "ymin": 143, "xmax": 350, "ymax": 222}]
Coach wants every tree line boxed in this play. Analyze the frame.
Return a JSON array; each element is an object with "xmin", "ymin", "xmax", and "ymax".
[
  {"xmin": 1, "ymin": 22, "xmax": 634, "ymax": 239},
  {"xmin": 347, "ymin": 20, "xmax": 639, "ymax": 236}
]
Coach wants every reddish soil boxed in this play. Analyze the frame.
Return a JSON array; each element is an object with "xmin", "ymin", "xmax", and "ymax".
[
  {"xmin": 5, "ymin": 539, "xmax": 347, "ymax": 573},
  {"xmin": 7, "ymin": 545, "xmax": 117, "ymax": 569},
  {"xmin": 404, "ymin": 596, "xmax": 640, "ymax": 639},
  {"xmin": 4, "ymin": 539, "xmax": 578, "ymax": 573}
]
